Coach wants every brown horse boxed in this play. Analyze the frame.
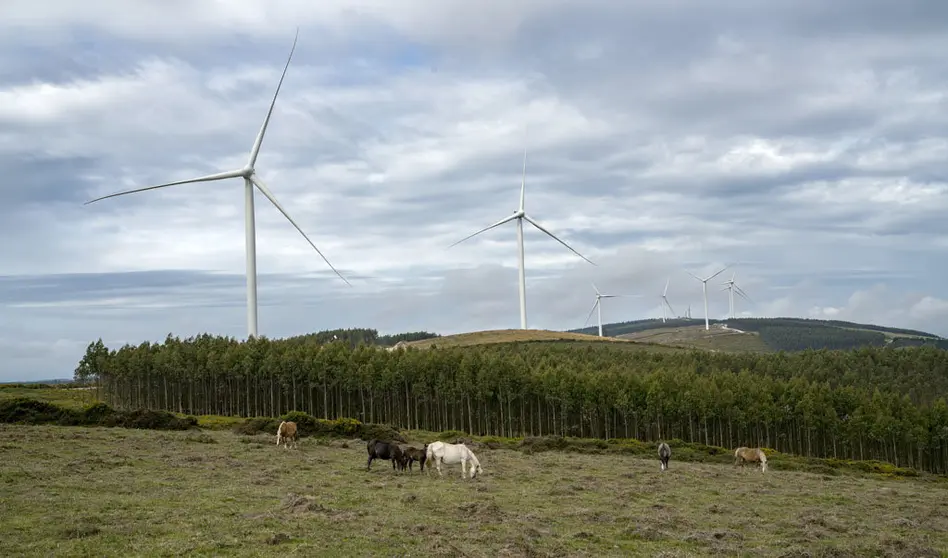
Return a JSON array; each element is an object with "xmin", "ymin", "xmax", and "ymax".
[{"xmin": 734, "ymin": 446, "xmax": 768, "ymax": 472}]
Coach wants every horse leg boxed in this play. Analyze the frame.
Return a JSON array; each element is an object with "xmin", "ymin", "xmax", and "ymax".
[{"xmin": 367, "ymin": 455, "xmax": 374, "ymax": 471}]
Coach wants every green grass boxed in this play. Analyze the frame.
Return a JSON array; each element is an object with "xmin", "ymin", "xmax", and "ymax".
[{"xmin": 1, "ymin": 424, "xmax": 946, "ymax": 557}]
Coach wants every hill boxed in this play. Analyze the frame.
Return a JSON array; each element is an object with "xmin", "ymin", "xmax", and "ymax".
[
  {"xmin": 399, "ymin": 328, "xmax": 649, "ymax": 349},
  {"xmin": 568, "ymin": 317, "xmax": 947, "ymax": 353}
]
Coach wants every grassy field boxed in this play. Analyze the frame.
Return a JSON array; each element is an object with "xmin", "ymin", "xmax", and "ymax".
[
  {"xmin": 1, "ymin": 424, "xmax": 945, "ymax": 557},
  {"xmin": 618, "ymin": 325, "xmax": 774, "ymax": 353}
]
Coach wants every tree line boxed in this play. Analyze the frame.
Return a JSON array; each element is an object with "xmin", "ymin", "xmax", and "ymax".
[{"xmin": 74, "ymin": 333, "xmax": 948, "ymax": 474}]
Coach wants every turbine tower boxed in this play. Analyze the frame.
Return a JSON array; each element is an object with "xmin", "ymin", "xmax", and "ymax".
[
  {"xmin": 721, "ymin": 272, "xmax": 752, "ymax": 319},
  {"xmin": 660, "ymin": 278, "xmax": 676, "ymax": 323},
  {"xmin": 83, "ymin": 29, "xmax": 350, "ymax": 339},
  {"xmin": 686, "ymin": 265, "xmax": 730, "ymax": 330},
  {"xmin": 583, "ymin": 283, "xmax": 639, "ymax": 337},
  {"xmin": 449, "ymin": 145, "xmax": 596, "ymax": 329}
]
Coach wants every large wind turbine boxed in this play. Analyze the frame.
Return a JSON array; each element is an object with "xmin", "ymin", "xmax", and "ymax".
[
  {"xmin": 686, "ymin": 265, "xmax": 730, "ymax": 330},
  {"xmin": 584, "ymin": 283, "xmax": 639, "ymax": 337},
  {"xmin": 83, "ymin": 29, "xmax": 350, "ymax": 339},
  {"xmin": 660, "ymin": 278, "xmax": 676, "ymax": 323},
  {"xmin": 449, "ymin": 146, "xmax": 596, "ymax": 329},
  {"xmin": 721, "ymin": 272, "xmax": 752, "ymax": 319}
]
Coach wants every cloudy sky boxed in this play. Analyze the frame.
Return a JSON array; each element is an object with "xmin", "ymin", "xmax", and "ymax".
[{"xmin": 2, "ymin": 1, "xmax": 947, "ymax": 381}]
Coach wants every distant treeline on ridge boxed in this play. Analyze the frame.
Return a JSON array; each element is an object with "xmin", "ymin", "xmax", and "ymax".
[{"xmin": 75, "ymin": 327, "xmax": 948, "ymax": 474}]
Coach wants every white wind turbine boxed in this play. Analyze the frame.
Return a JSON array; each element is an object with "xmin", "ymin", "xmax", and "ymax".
[
  {"xmin": 686, "ymin": 265, "xmax": 730, "ymax": 330},
  {"xmin": 721, "ymin": 272, "xmax": 753, "ymax": 319},
  {"xmin": 583, "ymin": 283, "xmax": 640, "ymax": 337},
  {"xmin": 83, "ymin": 29, "xmax": 350, "ymax": 339},
  {"xmin": 449, "ymin": 146, "xmax": 596, "ymax": 329},
  {"xmin": 659, "ymin": 278, "xmax": 676, "ymax": 323}
]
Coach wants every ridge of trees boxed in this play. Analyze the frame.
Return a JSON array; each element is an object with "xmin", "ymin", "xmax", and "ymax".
[{"xmin": 75, "ymin": 332, "xmax": 948, "ymax": 474}]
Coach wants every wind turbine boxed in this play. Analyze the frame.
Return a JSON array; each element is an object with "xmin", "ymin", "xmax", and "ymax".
[
  {"xmin": 721, "ymin": 272, "xmax": 753, "ymax": 319},
  {"xmin": 449, "ymin": 145, "xmax": 596, "ymax": 329},
  {"xmin": 686, "ymin": 265, "xmax": 730, "ymax": 330},
  {"xmin": 660, "ymin": 278, "xmax": 676, "ymax": 323},
  {"xmin": 583, "ymin": 283, "xmax": 639, "ymax": 337},
  {"xmin": 83, "ymin": 29, "xmax": 350, "ymax": 339}
]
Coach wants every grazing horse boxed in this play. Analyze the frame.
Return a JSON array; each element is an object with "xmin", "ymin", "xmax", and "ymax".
[
  {"xmin": 734, "ymin": 446, "xmax": 768, "ymax": 472},
  {"xmin": 402, "ymin": 444, "xmax": 428, "ymax": 472},
  {"xmin": 658, "ymin": 442, "xmax": 671, "ymax": 471},
  {"xmin": 366, "ymin": 439, "xmax": 406, "ymax": 472},
  {"xmin": 276, "ymin": 421, "xmax": 298, "ymax": 449},
  {"xmin": 426, "ymin": 441, "xmax": 483, "ymax": 479}
]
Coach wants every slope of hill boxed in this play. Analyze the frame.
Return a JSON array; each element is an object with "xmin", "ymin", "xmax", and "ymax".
[
  {"xmin": 568, "ymin": 317, "xmax": 947, "ymax": 353},
  {"xmin": 400, "ymin": 329, "xmax": 647, "ymax": 349},
  {"xmin": 616, "ymin": 324, "xmax": 773, "ymax": 353}
]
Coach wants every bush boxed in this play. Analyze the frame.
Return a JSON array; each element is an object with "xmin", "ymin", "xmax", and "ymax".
[
  {"xmin": 230, "ymin": 414, "xmax": 405, "ymax": 443},
  {"xmin": 0, "ymin": 398, "xmax": 197, "ymax": 431}
]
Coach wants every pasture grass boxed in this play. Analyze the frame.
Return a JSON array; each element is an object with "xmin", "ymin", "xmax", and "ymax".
[{"xmin": 1, "ymin": 424, "xmax": 946, "ymax": 557}]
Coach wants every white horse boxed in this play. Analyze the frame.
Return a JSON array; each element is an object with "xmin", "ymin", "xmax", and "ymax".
[{"xmin": 425, "ymin": 441, "xmax": 483, "ymax": 479}]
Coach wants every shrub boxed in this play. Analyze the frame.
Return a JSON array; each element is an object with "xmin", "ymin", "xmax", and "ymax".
[{"xmin": 0, "ymin": 398, "xmax": 196, "ymax": 431}]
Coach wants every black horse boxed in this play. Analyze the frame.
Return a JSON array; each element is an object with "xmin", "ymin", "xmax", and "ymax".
[{"xmin": 367, "ymin": 439, "xmax": 406, "ymax": 472}]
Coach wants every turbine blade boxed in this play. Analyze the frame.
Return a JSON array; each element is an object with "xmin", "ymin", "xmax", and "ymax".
[
  {"xmin": 583, "ymin": 299, "xmax": 599, "ymax": 327},
  {"xmin": 248, "ymin": 27, "xmax": 299, "ymax": 168},
  {"xmin": 250, "ymin": 175, "xmax": 351, "ymax": 286},
  {"xmin": 519, "ymin": 144, "xmax": 527, "ymax": 212},
  {"xmin": 663, "ymin": 297, "xmax": 677, "ymax": 316},
  {"xmin": 735, "ymin": 285, "xmax": 754, "ymax": 303},
  {"xmin": 705, "ymin": 264, "xmax": 731, "ymax": 282},
  {"xmin": 522, "ymin": 214, "xmax": 596, "ymax": 266},
  {"xmin": 84, "ymin": 169, "xmax": 245, "ymax": 205},
  {"xmin": 592, "ymin": 282, "xmax": 601, "ymax": 295},
  {"xmin": 447, "ymin": 214, "xmax": 518, "ymax": 249},
  {"xmin": 686, "ymin": 271, "xmax": 702, "ymax": 282},
  {"xmin": 663, "ymin": 278, "xmax": 670, "ymax": 297}
]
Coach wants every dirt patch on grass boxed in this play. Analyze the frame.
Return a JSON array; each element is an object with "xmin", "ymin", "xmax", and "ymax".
[{"xmin": 279, "ymin": 493, "xmax": 364, "ymax": 521}]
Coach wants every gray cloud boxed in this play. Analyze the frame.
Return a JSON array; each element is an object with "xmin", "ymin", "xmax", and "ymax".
[{"xmin": 2, "ymin": 1, "xmax": 948, "ymax": 380}]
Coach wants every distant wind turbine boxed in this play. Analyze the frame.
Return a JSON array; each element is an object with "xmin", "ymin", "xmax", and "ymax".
[
  {"xmin": 660, "ymin": 278, "xmax": 676, "ymax": 323},
  {"xmin": 83, "ymin": 29, "xmax": 350, "ymax": 340},
  {"xmin": 721, "ymin": 272, "xmax": 753, "ymax": 319},
  {"xmin": 686, "ymin": 265, "xmax": 730, "ymax": 330},
  {"xmin": 583, "ymin": 282, "xmax": 640, "ymax": 337},
  {"xmin": 449, "ymin": 144, "xmax": 596, "ymax": 329}
]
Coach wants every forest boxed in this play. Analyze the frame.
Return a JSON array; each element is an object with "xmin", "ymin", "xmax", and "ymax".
[
  {"xmin": 74, "ymin": 329, "xmax": 948, "ymax": 474},
  {"xmin": 570, "ymin": 317, "xmax": 948, "ymax": 352}
]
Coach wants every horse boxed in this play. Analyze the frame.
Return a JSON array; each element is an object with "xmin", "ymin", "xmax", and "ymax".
[
  {"xmin": 426, "ymin": 440, "xmax": 482, "ymax": 479},
  {"xmin": 366, "ymin": 439, "xmax": 406, "ymax": 472},
  {"xmin": 734, "ymin": 446, "xmax": 768, "ymax": 472},
  {"xmin": 401, "ymin": 444, "xmax": 428, "ymax": 472},
  {"xmin": 275, "ymin": 421, "xmax": 298, "ymax": 449},
  {"xmin": 658, "ymin": 442, "xmax": 671, "ymax": 471}
]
